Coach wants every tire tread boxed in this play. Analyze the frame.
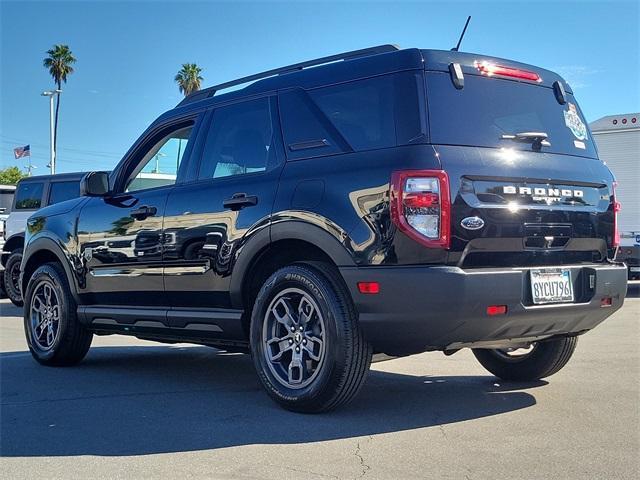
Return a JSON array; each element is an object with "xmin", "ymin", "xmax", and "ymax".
[{"xmin": 473, "ymin": 337, "xmax": 578, "ymax": 381}]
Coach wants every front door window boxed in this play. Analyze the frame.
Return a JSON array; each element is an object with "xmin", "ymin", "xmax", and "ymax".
[{"xmin": 126, "ymin": 126, "xmax": 192, "ymax": 193}]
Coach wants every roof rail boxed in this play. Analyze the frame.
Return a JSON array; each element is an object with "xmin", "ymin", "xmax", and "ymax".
[{"xmin": 177, "ymin": 44, "xmax": 400, "ymax": 107}]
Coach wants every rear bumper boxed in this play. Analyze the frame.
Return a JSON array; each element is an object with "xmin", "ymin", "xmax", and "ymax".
[{"xmin": 340, "ymin": 263, "xmax": 628, "ymax": 356}]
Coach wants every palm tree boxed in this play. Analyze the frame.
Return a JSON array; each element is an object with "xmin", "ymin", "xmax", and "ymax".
[
  {"xmin": 43, "ymin": 44, "xmax": 76, "ymax": 153},
  {"xmin": 174, "ymin": 63, "xmax": 203, "ymax": 97}
]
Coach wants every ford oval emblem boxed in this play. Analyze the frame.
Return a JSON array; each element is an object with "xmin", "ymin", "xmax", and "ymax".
[{"xmin": 461, "ymin": 216, "xmax": 485, "ymax": 230}]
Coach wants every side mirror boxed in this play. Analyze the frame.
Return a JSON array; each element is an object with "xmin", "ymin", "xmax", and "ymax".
[{"xmin": 80, "ymin": 171, "xmax": 110, "ymax": 197}]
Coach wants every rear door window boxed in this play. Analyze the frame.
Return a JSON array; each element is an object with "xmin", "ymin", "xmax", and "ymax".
[
  {"xmin": 48, "ymin": 181, "xmax": 80, "ymax": 205},
  {"xmin": 426, "ymin": 72, "xmax": 598, "ymax": 158},
  {"xmin": 198, "ymin": 97, "xmax": 277, "ymax": 180},
  {"xmin": 14, "ymin": 182, "xmax": 44, "ymax": 210}
]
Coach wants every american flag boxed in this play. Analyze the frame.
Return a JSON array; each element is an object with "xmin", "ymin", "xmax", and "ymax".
[{"xmin": 14, "ymin": 145, "xmax": 30, "ymax": 159}]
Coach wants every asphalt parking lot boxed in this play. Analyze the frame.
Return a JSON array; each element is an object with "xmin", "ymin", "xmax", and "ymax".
[{"xmin": 1, "ymin": 286, "xmax": 638, "ymax": 480}]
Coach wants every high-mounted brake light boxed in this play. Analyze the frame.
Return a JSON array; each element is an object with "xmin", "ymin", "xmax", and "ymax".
[
  {"xmin": 475, "ymin": 61, "xmax": 542, "ymax": 83},
  {"xmin": 612, "ymin": 181, "xmax": 621, "ymax": 248},
  {"xmin": 390, "ymin": 170, "xmax": 451, "ymax": 249}
]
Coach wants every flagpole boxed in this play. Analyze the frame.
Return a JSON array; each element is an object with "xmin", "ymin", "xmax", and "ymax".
[{"xmin": 27, "ymin": 155, "xmax": 34, "ymax": 176}]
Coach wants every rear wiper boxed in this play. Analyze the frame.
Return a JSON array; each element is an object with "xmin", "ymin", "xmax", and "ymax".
[{"xmin": 500, "ymin": 131, "xmax": 551, "ymax": 151}]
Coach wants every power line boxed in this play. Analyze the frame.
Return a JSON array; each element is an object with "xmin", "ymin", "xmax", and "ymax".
[
  {"xmin": 0, "ymin": 141, "xmax": 123, "ymax": 159},
  {"xmin": 0, "ymin": 136, "xmax": 123, "ymax": 158}
]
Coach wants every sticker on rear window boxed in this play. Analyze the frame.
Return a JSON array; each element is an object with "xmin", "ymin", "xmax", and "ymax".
[
  {"xmin": 574, "ymin": 140, "xmax": 586, "ymax": 149},
  {"xmin": 564, "ymin": 103, "xmax": 588, "ymax": 140}
]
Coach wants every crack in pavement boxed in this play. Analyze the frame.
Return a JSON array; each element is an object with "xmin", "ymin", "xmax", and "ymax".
[
  {"xmin": 281, "ymin": 465, "xmax": 340, "ymax": 479},
  {"xmin": 353, "ymin": 436, "xmax": 372, "ymax": 479}
]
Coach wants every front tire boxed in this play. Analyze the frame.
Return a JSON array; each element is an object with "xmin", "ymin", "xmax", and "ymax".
[
  {"xmin": 473, "ymin": 337, "xmax": 578, "ymax": 381},
  {"xmin": 3, "ymin": 249, "xmax": 24, "ymax": 307},
  {"xmin": 23, "ymin": 262, "xmax": 93, "ymax": 366},
  {"xmin": 250, "ymin": 263, "xmax": 372, "ymax": 413}
]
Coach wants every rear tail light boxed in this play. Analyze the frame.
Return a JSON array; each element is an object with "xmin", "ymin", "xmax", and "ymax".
[
  {"xmin": 357, "ymin": 282, "xmax": 380, "ymax": 294},
  {"xmin": 600, "ymin": 297, "xmax": 613, "ymax": 308},
  {"xmin": 475, "ymin": 61, "xmax": 542, "ymax": 83},
  {"xmin": 612, "ymin": 181, "xmax": 621, "ymax": 248},
  {"xmin": 390, "ymin": 170, "xmax": 451, "ymax": 249},
  {"xmin": 486, "ymin": 305, "xmax": 508, "ymax": 316}
]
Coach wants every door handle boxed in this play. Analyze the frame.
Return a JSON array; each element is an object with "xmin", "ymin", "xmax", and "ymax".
[
  {"xmin": 130, "ymin": 205, "xmax": 157, "ymax": 220},
  {"xmin": 223, "ymin": 193, "xmax": 258, "ymax": 211}
]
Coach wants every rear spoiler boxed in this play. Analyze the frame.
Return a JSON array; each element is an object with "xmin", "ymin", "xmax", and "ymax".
[{"xmin": 420, "ymin": 49, "xmax": 572, "ymax": 93}]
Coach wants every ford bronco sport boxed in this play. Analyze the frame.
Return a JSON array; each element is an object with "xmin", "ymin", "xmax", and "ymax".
[{"xmin": 20, "ymin": 45, "xmax": 627, "ymax": 412}]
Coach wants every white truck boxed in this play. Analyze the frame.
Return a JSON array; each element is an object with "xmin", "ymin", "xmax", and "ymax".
[
  {"xmin": 590, "ymin": 113, "xmax": 640, "ymax": 279},
  {"xmin": 0, "ymin": 184, "xmax": 17, "ymax": 297},
  {"xmin": 2, "ymin": 173, "xmax": 84, "ymax": 305}
]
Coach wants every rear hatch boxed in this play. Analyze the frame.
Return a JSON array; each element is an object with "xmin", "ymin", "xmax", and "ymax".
[{"xmin": 422, "ymin": 51, "xmax": 616, "ymax": 268}]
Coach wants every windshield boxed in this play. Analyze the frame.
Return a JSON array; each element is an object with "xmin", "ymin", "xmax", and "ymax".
[{"xmin": 426, "ymin": 72, "xmax": 598, "ymax": 158}]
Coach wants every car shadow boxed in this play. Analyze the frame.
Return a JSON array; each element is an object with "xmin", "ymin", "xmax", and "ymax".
[{"xmin": 0, "ymin": 345, "xmax": 543, "ymax": 457}]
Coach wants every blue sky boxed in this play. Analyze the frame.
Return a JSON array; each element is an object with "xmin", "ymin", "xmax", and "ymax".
[{"xmin": 1, "ymin": 0, "xmax": 638, "ymax": 174}]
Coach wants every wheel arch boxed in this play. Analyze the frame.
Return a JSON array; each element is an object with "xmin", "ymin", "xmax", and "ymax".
[
  {"xmin": 2, "ymin": 233, "xmax": 25, "ymax": 266},
  {"xmin": 21, "ymin": 237, "xmax": 80, "ymax": 302},
  {"xmin": 230, "ymin": 220, "xmax": 356, "ymax": 314}
]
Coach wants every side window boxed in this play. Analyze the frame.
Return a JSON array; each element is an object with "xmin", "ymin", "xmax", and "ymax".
[
  {"xmin": 279, "ymin": 89, "xmax": 347, "ymax": 159},
  {"xmin": 48, "ymin": 181, "xmax": 80, "ymax": 205},
  {"xmin": 0, "ymin": 189, "xmax": 14, "ymax": 214},
  {"xmin": 309, "ymin": 76, "xmax": 396, "ymax": 151},
  {"xmin": 14, "ymin": 182, "xmax": 44, "ymax": 210},
  {"xmin": 280, "ymin": 72, "xmax": 424, "ymax": 159},
  {"xmin": 198, "ymin": 97, "xmax": 275, "ymax": 180},
  {"xmin": 125, "ymin": 125, "xmax": 193, "ymax": 193}
]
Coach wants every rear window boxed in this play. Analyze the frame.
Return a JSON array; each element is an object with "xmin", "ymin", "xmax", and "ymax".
[
  {"xmin": 48, "ymin": 181, "xmax": 80, "ymax": 205},
  {"xmin": 426, "ymin": 72, "xmax": 597, "ymax": 158},
  {"xmin": 14, "ymin": 182, "xmax": 44, "ymax": 210},
  {"xmin": 280, "ymin": 71, "xmax": 424, "ymax": 159}
]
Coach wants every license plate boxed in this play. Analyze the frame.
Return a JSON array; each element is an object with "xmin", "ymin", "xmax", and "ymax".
[{"xmin": 530, "ymin": 268, "xmax": 574, "ymax": 304}]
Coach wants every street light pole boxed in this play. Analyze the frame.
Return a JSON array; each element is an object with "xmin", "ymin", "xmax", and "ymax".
[{"xmin": 41, "ymin": 90, "xmax": 62, "ymax": 175}]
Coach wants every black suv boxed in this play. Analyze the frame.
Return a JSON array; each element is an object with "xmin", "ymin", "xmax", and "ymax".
[{"xmin": 20, "ymin": 46, "xmax": 627, "ymax": 412}]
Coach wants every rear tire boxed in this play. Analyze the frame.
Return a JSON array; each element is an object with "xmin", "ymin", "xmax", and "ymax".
[
  {"xmin": 472, "ymin": 337, "xmax": 578, "ymax": 381},
  {"xmin": 250, "ymin": 262, "xmax": 372, "ymax": 413},
  {"xmin": 3, "ymin": 249, "xmax": 23, "ymax": 307},
  {"xmin": 23, "ymin": 262, "xmax": 92, "ymax": 366}
]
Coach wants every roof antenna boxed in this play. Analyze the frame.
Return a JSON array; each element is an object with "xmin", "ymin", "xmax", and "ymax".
[{"xmin": 451, "ymin": 16, "xmax": 471, "ymax": 52}]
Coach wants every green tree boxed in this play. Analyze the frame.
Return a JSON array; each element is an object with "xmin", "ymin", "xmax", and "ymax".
[
  {"xmin": 43, "ymin": 44, "xmax": 76, "ymax": 152},
  {"xmin": 110, "ymin": 216, "xmax": 134, "ymax": 236},
  {"xmin": 174, "ymin": 63, "xmax": 203, "ymax": 97},
  {"xmin": 0, "ymin": 166, "xmax": 27, "ymax": 185}
]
